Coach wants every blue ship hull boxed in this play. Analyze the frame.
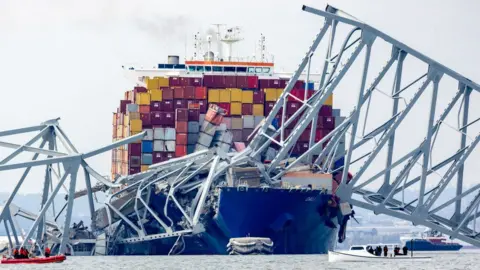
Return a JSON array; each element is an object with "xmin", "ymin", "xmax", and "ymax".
[
  {"xmin": 406, "ymin": 239, "xmax": 462, "ymax": 251},
  {"xmin": 112, "ymin": 187, "xmax": 345, "ymax": 255}
]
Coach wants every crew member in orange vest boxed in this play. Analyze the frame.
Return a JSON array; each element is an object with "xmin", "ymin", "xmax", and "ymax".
[{"xmin": 12, "ymin": 248, "xmax": 18, "ymax": 259}]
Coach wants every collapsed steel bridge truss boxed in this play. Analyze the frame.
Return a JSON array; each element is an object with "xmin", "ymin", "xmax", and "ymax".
[
  {"xmin": 0, "ymin": 118, "xmax": 144, "ymax": 254},
  {"xmin": 1, "ymin": 3, "xmax": 479, "ymax": 254}
]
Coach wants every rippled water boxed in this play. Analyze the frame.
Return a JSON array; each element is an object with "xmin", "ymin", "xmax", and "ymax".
[{"xmin": 2, "ymin": 250, "xmax": 479, "ymax": 269}]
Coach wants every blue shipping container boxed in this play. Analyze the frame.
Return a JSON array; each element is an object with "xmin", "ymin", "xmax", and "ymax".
[
  {"xmin": 142, "ymin": 141, "xmax": 153, "ymax": 153},
  {"xmin": 307, "ymin": 82, "xmax": 315, "ymax": 90},
  {"xmin": 142, "ymin": 153, "xmax": 153, "ymax": 165}
]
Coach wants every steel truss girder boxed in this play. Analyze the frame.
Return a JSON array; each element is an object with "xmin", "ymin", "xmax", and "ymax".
[
  {"xmin": 247, "ymin": 4, "xmax": 480, "ymax": 247},
  {"xmin": 0, "ymin": 119, "xmax": 145, "ymax": 254}
]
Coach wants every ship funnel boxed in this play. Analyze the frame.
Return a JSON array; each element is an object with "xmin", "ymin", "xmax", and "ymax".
[
  {"xmin": 204, "ymin": 51, "xmax": 215, "ymax": 61},
  {"xmin": 168, "ymin": 55, "xmax": 180, "ymax": 65}
]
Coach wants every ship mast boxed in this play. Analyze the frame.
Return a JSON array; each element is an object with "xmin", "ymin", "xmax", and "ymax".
[{"xmin": 221, "ymin": 26, "xmax": 243, "ymax": 62}]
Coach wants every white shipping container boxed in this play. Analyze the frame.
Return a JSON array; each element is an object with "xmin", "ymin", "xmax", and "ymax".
[
  {"xmin": 197, "ymin": 132, "xmax": 213, "ymax": 147},
  {"xmin": 195, "ymin": 143, "xmax": 209, "ymax": 152},
  {"xmin": 254, "ymin": 116, "xmax": 264, "ymax": 127},
  {"xmin": 201, "ymin": 121, "xmax": 217, "ymax": 136},
  {"xmin": 165, "ymin": 141, "xmax": 176, "ymax": 152},
  {"xmin": 153, "ymin": 140, "xmax": 165, "ymax": 151},
  {"xmin": 144, "ymin": 129, "xmax": 154, "ymax": 141},
  {"xmin": 154, "ymin": 128, "xmax": 165, "ymax": 140},
  {"xmin": 243, "ymin": 116, "xmax": 254, "ymax": 129},
  {"xmin": 187, "ymin": 122, "xmax": 200, "ymax": 133},
  {"xmin": 165, "ymin": 128, "xmax": 176, "ymax": 140},
  {"xmin": 199, "ymin": 114, "xmax": 206, "ymax": 125}
]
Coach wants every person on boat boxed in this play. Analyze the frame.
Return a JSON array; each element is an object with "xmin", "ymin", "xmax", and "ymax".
[
  {"xmin": 394, "ymin": 246, "xmax": 399, "ymax": 256},
  {"xmin": 375, "ymin": 246, "xmax": 381, "ymax": 256},
  {"xmin": 12, "ymin": 248, "xmax": 19, "ymax": 259},
  {"xmin": 19, "ymin": 247, "xmax": 26, "ymax": 259},
  {"xmin": 402, "ymin": 245, "xmax": 408, "ymax": 255},
  {"xmin": 367, "ymin": 246, "xmax": 374, "ymax": 254},
  {"xmin": 383, "ymin": 245, "xmax": 388, "ymax": 257},
  {"xmin": 45, "ymin": 246, "xmax": 51, "ymax": 258}
]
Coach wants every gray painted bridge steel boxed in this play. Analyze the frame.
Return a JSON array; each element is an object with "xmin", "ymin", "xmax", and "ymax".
[
  {"xmin": 1, "ymin": 3, "xmax": 479, "ymax": 254},
  {"xmin": 0, "ymin": 118, "xmax": 145, "ymax": 254}
]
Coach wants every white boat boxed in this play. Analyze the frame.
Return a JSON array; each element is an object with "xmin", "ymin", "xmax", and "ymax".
[{"xmin": 328, "ymin": 245, "xmax": 431, "ymax": 262}]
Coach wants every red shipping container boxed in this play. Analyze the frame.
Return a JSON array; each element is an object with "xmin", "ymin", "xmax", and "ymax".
[
  {"xmin": 161, "ymin": 112, "xmax": 175, "ymax": 126},
  {"xmin": 264, "ymin": 101, "xmax": 276, "ymax": 116},
  {"xmin": 253, "ymin": 91, "xmax": 264, "ymax": 104},
  {"xmin": 315, "ymin": 129, "xmax": 326, "ymax": 142},
  {"xmin": 287, "ymin": 102, "xmax": 301, "ymax": 115},
  {"xmin": 295, "ymin": 80, "xmax": 305, "ymax": 89},
  {"xmin": 134, "ymin": 86, "xmax": 147, "ymax": 93},
  {"xmin": 176, "ymin": 133, "xmax": 188, "ymax": 145},
  {"xmin": 176, "ymin": 108, "xmax": 188, "ymax": 122},
  {"xmin": 258, "ymin": 79, "xmax": 271, "ymax": 89},
  {"xmin": 236, "ymin": 76, "xmax": 248, "ymax": 88},
  {"xmin": 214, "ymin": 76, "xmax": 226, "ymax": 88},
  {"xmin": 242, "ymin": 104, "xmax": 253, "ymax": 115},
  {"xmin": 129, "ymin": 167, "xmax": 141, "ymax": 174},
  {"xmin": 319, "ymin": 105, "xmax": 333, "ymax": 116},
  {"xmin": 184, "ymin": 86, "xmax": 195, "ymax": 99},
  {"xmin": 173, "ymin": 86, "xmax": 185, "ymax": 99},
  {"xmin": 162, "ymin": 152, "xmax": 176, "ymax": 159},
  {"xmin": 150, "ymin": 101, "xmax": 162, "ymax": 112},
  {"xmin": 191, "ymin": 77, "xmax": 202, "ymax": 86},
  {"xmin": 198, "ymin": 100, "xmax": 208, "ymax": 113},
  {"xmin": 232, "ymin": 130, "xmax": 242, "ymax": 142},
  {"xmin": 288, "ymin": 89, "xmax": 306, "ymax": 101},
  {"xmin": 175, "ymin": 145, "xmax": 187, "ymax": 157},
  {"xmin": 242, "ymin": 129, "xmax": 254, "ymax": 141},
  {"xmin": 271, "ymin": 79, "xmax": 281, "ymax": 88},
  {"xmin": 323, "ymin": 116, "xmax": 335, "ymax": 129},
  {"xmin": 217, "ymin": 103, "xmax": 231, "ymax": 116},
  {"xmin": 225, "ymin": 76, "xmax": 236, "ymax": 88},
  {"xmin": 119, "ymin": 100, "xmax": 131, "ymax": 114},
  {"xmin": 247, "ymin": 76, "xmax": 258, "ymax": 89},
  {"xmin": 152, "ymin": 152, "xmax": 164, "ymax": 164},
  {"xmin": 161, "ymin": 100, "xmax": 174, "ymax": 112},
  {"xmin": 176, "ymin": 121, "xmax": 188, "ymax": 133},
  {"xmin": 299, "ymin": 129, "xmax": 312, "ymax": 142},
  {"xmin": 128, "ymin": 143, "xmax": 141, "ymax": 156},
  {"xmin": 169, "ymin": 76, "xmax": 180, "ymax": 86},
  {"xmin": 188, "ymin": 108, "xmax": 200, "ymax": 121},
  {"xmin": 174, "ymin": 99, "xmax": 187, "ymax": 110},
  {"xmin": 139, "ymin": 105, "xmax": 150, "ymax": 114},
  {"xmin": 203, "ymin": 75, "xmax": 215, "ymax": 87},
  {"xmin": 162, "ymin": 87, "xmax": 174, "ymax": 100},
  {"xmin": 195, "ymin": 87, "xmax": 207, "ymax": 100},
  {"xmin": 179, "ymin": 77, "xmax": 192, "ymax": 86},
  {"xmin": 140, "ymin": 113, "xmax": 151, "ymax": 126},
  {"xmin": 151, "ymin": 112, "xmax": 162, "ymax": 125}
]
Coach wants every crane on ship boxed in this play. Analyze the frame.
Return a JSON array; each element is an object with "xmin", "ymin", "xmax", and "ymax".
[{"xmin": 0, "ymin": 3, "xmax": 479, "ymax": 256}]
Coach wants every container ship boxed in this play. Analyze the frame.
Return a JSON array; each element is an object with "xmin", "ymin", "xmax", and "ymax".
[{"xmin": 104, "ymin": 26, "xmax": 352, "ymax": 255}]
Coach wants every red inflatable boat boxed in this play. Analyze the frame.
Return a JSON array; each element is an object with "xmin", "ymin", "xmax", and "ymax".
[{"xmin": 1, "ymin": 254, "xmax": 66, "ymax": 264}]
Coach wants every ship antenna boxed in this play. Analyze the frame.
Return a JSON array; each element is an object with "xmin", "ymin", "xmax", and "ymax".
[
  {"xmin": 212, "ymin": 24, "xmax": 225, "ymax": 60},
  {"xmin": 260, "ymin": 33, "xmax": 266, "ymax": 63}
]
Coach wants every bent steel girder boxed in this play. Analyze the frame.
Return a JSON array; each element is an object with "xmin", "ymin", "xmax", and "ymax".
[
  {"xmin": 0, "ymin": 118, "xmax": 145, "ymax": 254},
  {"xmin": 241, "ymin": 5, "xmax": 480, "ymax": 246}
]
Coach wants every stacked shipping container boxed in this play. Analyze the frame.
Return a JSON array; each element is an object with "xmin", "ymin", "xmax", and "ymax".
[{"xmin": 112, "ymin": 75, "xmax": 335, "ymax": 179}]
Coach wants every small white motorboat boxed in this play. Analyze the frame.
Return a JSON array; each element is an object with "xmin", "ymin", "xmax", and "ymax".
[{"xmin": 328, "ymin": 245, "xmax": 431, "ymax": 262}]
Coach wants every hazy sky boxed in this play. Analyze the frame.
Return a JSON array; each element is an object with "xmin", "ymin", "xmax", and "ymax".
[{"xmin": 0, "ymin": 0, "xmax": 479, "ymax": 194}]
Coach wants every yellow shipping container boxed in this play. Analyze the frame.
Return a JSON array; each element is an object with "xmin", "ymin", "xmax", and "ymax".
[
  {"xmin": 231, "ymin": 102, "xmax": 242, "ymax": 115},
  {"xmin": 155, "ymin": 76, "xmax": 169, "ymax": 87},
  {"xmin": 265, "ymin": 88, "xmax": 277, "ymax": 101},
  {"xmin": 135, "ymin": 92, "xmax": 151, "ymax": 105},
  {"xmin": 146, "ymin": 77, "xmax": 159, "ymax": 90},
  {"xmin": 219, "ymin": 89, "xmax": 231, "ymax": 103},
  {"xmin": 208, "ymin": 89, "xmax": 220, "ymax": 103},
  {"xmin": 141, "ymin": 165, "xmax": 149, "ymax": 172},
  {"xmin": 116, "ymin": 125, "xmax": 124, "ymax": 138},
  {"xmin": 242, "ymin": 90, "xmax": 253, "ymax": 104},
  {"xmin": 276, "ymin": 88, "xmax": 284, "ymax": 100},
  {"xmin": 230, "ymin": 88, "xmax": 242, "ymax": 102},
  {"xmin": 123, "ymin": 125, "xmax": 130, "ymax": 138},
  {"xmin": 253, "ymin": 104, "xmax": 264, "ymax": 116},
  {"xmin": 130, "ymin": 119, "xmax": 142, "ymax": 132},
  {"xmin": 325, "ymin": 94, "xmax": 333, "ymax": 106},
  {"xmin": 150, "ymin": 89, "xmax": 163, "ymax": 101}
]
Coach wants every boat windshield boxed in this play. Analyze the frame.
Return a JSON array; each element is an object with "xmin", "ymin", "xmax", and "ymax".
[{"xmin": 350, "ymin": 246, "xmax": 364, "ymax": 250}]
